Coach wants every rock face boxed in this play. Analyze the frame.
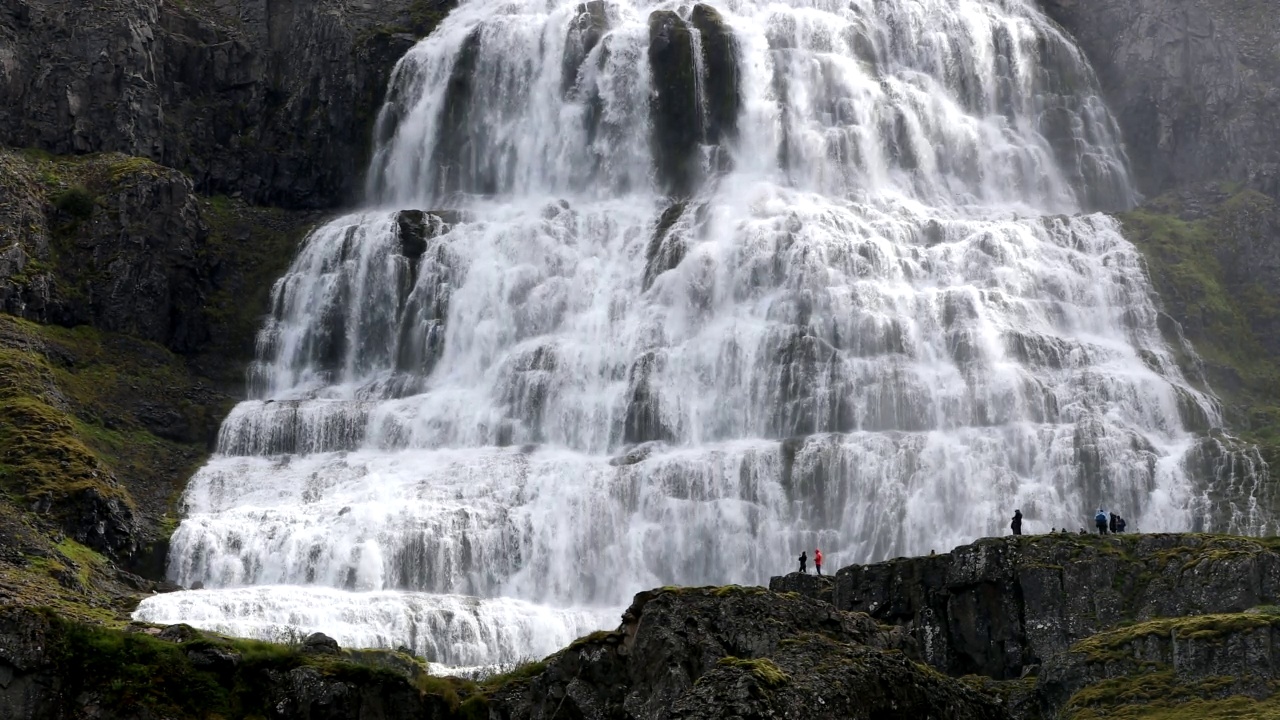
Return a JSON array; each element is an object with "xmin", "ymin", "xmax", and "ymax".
[
  {"xmin": 0, "ymin": 0, "xmax": 447, "ymax": 209},
  {"xmin": 0, "ymin": 607, "xmax": 446, "ymax": 720},
  {"xmin": 1039, "ymin": 0, "xmax": 1280, "ymax": 197},
  {"xmin": 826, "ymin": 534, "xmax": 1280, "ymax": 681},
  {"xmin": 489, "ymin": 586, "xmax": 1005, "ymax": 720}
]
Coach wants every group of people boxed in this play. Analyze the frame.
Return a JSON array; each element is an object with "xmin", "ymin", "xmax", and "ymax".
[
  {"xmin": 797, "ymin": 548, "xmax": 823, "ymax": 574},
  {"xmin": 1011, "ymin": 507, "xmax": 1130, "ymax": 536},
  {"xmin": 793, "ymin": 505, "xmax": 1133, "ymax": 578},
  {"xmin": 1094, "ymin": 508, "xmax": 1127, "ymax": 534}
]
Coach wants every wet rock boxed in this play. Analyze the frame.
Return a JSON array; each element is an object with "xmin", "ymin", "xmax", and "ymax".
[
  {"xmin": 648, "ymin": 10, "xmax": 701, "ymax": 198},
  {"xmin": 302, "ymin": 632, "xmax": 341, "ymax": 655},
  {"xmin": 432, "ymin": 29, "xmax": 487, "ymax": 197},
  {"xmin": 643, "ymin": 201, "xmax": 688, "ymax": 290},
  {"xmin": 623, "ymin": 350, "xmax": 677, "ymax": 444},
  {"xmin": 561, "ymin": 1, "xmax": 608, "ymax": 96},
  {"xmin": 690, "ymin": 4, "xmax": 741, "ymax": 150}
]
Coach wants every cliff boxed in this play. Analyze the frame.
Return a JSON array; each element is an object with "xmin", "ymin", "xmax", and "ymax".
[
  {"xmin": 1039, "ymin": 0, "xmax": 1280, "ymax": 199},
  {"xmin": 0, "ymin": 586, "xmax": 1008, "ymax": 720},
  {"xmin": 9, "ymin": 535, "xmax": 1280, "ymax": 718},
  {"xmin": 0, "ymin": 0, "xmax": 449, "ymax": 209},
  {"xmin": 774, "ymin": 532, "xmax": 1280, "ymax": 718}
]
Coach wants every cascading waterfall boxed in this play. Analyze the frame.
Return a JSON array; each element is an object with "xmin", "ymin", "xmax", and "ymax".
[{"xmin": 134, "ymin": 0, "xmax": 1271, "ymax": 669}]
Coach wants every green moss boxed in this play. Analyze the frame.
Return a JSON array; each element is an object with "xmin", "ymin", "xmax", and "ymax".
[
  {"xmin": 1065, "ymin": 669, "xmax": 1277, "ymax": 719},
  {"xmin": 52, "ymin": 185, "xmax": 95, "ymax": 219},
  {"xmin": 1071, "ymin": 613, "xmax": 1280, "ymax": 663},
  {"xmin": 36, "ymin": 612, "xmax": 461, "ymax": 718},
  {"xmin": 1120, "ymin": 192, "xmax": 1280, "ymax": 467},
  {"xmin": 717, "ymin": 656, "xmax": 790, "ymax": 688},
  {"xmin": 198, "ymin": 196, "xmax": 311, "ymax": 373}
]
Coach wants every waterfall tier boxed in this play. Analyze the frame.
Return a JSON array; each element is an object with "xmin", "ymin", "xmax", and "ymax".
[{"xmin": 136, "ymin": 0, "xmax": 1266, "ymax": 668}]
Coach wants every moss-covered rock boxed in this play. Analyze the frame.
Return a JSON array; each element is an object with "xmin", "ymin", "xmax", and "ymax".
[{"xmin": 1118, "ymin": 187, "xmax": 1280, "ymax": 517}]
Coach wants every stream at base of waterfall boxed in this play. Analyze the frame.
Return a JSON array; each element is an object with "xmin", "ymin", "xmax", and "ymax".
[{"xmin": 133, "ymin": 0, "xmax": 1268, "ymax": 671}]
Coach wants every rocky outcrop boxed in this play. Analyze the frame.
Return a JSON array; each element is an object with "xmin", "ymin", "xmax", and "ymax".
[
  {"xmin": 826, "ymin": 534, "xmax": 1280, "ymax": 681},
  {"xmin": 0, "ymin": 0, "xmax": 450, "ymax": 209},
  {"xmin": 1037, "ymin": 611, "xmax": 1280, "ymax": 717},
  {"xmin": 768, "ymin": 571, "xmax": 834, "ymax": 604},
  {"xmin": 488, "ymin": 585, "xmax": 1002, "ymax": 720},
  {"xmin": 647, "ymin": 11, "xmax": 701, "ymax": 198},
  {"xmin": 0, "ymin": 607, "xmax": 449, "ymax": 720},
  {"xmin": 646, "ymin": 6, "xmax": 742, "ymax": 198},
  {"xmin": 1039, "ymin": 0, "xmax": 1280, "ymax": 197}
]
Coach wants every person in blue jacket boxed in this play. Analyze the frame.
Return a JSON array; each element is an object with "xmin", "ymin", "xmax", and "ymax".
[{"xmin": 1095, "ymin": 508, "xmax": 1108, "ymax": 535}]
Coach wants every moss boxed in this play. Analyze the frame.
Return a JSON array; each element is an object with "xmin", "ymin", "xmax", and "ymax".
[
  {"xmin": 566, "ymin": 629, "xmax": 617, "ymax": 651},
  {"xmin": 51, "ymin": 184, "xmax": 96, "ymax": 219},
  {"xmin": 1071, "ymin": 612, "xmax": 1280, "ymax": 663},
  {"xmin": 1120, "ymin": 192, "xmax": 1280, "ymax": 468},
  {"xmin": 1065, "ymin": 669, "xmax": 1278, "ymax": 719},
  {"xmin": 198, "ymin": 196, "xmax": 312, "ymax": 375},
  {"xmin": 717, "ymin": 656, "xmax": 790, "ymax": 688},
  {"xmin": 37, "ymin": 612, "xmax": 459, "ymax": 718}
]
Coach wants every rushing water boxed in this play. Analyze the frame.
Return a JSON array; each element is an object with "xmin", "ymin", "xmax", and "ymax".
[{"xmin": 134, "ymin": 0, "xmax": 1269, "ymax": 668}]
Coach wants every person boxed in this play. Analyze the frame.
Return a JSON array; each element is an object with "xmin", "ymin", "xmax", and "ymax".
[
  {"xmin": 1011, "ymin": 509, "xmax": 1023, "ymax": 536},
  {"xmin": 814, "ymin": 548, "xmax": 823, "ymax": 576},
  {"xmin": 1109, "ymin": 512, "xmax": 1118, "ymax": 534},
  {"xmin": 798, "ymin": 551, "xmax": 807, "ymax": 574},
  {"xmin": 1117, "ymin": 515, "xmax": 1127, "ymax": 533},
  {"xmin": 1095, "ymin": 508, "xmax": 1108, "ymax": 535}
]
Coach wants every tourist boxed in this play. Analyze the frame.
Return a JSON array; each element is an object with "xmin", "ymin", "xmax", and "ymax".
[
  {"xmin": 798, "ymin": 550, "xmax": 807, "ymax": 574},
  {"xmin": 815, "ymin": 548, "xmax": 823, "ymax": 575},
  {"xmin": 1011, "ymin": 509, "xmax": 1023, "ymax": 536},
  {"xmin": 1095, "ymin": 509, "xmax": 1108, "ymax": 535}
]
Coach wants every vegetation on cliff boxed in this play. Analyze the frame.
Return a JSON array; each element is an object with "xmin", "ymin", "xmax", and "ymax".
[
  {"xmin": 1120, "ymin": 187, "xmax": 1280, "ymax": 467},
  {"xmin": 0, "ymin": 148, "xmax": 316, "ymax": 617}
]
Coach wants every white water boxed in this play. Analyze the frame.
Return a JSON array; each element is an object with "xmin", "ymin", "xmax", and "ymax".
[{"xmin": 135, "ymin": 0, "xmax": 1266, "ymax": 667}]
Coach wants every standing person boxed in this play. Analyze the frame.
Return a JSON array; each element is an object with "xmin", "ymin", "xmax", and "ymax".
[
  {"xmin": 798, "ymin": 551, "xmax": 807, "ymax": 574},
  {"xmin": 1095, "ymin": 508, "xmax": 1108, "ymax": 535},
  {"xmin": 1117, "ymin": 515, "xmax": 1127, "ymax": 533},
  {"xmin": 815, "ymin": 548, "xmax": 823, "ymax": 576},
  {"xmin": 1109, "ymin": 512, "xmax": 1118, "ymax": 534},
  {"xmin": 1011, "ymin": 509, "xmax": 1023, "ymax": 536}
]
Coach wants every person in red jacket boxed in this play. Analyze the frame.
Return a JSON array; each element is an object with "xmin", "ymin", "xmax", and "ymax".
[{"xmin": 814, "ymin": 548, "xmax": 823, "ymax": 576}]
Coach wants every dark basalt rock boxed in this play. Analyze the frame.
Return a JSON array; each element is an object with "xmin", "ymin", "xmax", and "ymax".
[
  {"xmin": 0, "ymin": 0, "xmax": 443, "ymax": 210},
  {"xmin": 768, "ymin": 571, "xmax": 835, "ymax": 605},
  {"xmin": 827, "ymin": 533, "xmax": 1280, "ymax": 682},
  {"xmin": 562, "ymin": 1, "xmax": 609, "ymax": 96},
  {"xmin": 487, "ymin": 586, "xmax": 994, "ymax": 720},
  {"xmin": 690, "ymin": 4, "xmax": 741, "ymax": 169},
  {"xmin": 648, "ymin": 10, "xmax": 702, "ymax": 198},
  {"xmin": 643, "ymin": 201, "xmax": 689, "ymax": 290},
  {"xmin": 302, "ymin": 632, "xmax": 341, "ymax": 656}
]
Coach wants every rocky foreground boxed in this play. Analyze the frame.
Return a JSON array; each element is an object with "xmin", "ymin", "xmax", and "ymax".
[{"xmin": 6, "ymin": 532, "xmax": 1280, "ymax": 719}]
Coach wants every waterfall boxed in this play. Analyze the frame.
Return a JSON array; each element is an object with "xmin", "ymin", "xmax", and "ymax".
[{"xmin": 134, "ymin": 0, "xmax": 1268, "ymax": 669}]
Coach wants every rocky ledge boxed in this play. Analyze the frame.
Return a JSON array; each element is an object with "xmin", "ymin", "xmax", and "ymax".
[
  {"xmin": 7, "ymin": 533, "xmax": 1280, "ymax": 719},
  {"xmin": 773, "ymin": 532, "xmax": 1280, "ymax": 718}
]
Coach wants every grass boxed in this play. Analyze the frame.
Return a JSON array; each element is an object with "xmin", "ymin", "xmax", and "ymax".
[
  {"xmin": 1065, "ymin": 669, "xmax": 1280, "ymax": 720},
  {"xmin": 1070, "ymin": 612, "xmax": 1280, "ymax": 663},
  {"xmin": 717, "ymin": 657, "xmax": 790, "ymax": 688},
  {"xmin": 37, "ymin": 611, "xmax": 456, "ymax": 718}
]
